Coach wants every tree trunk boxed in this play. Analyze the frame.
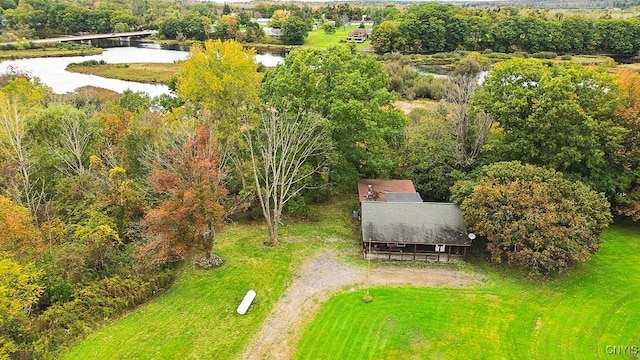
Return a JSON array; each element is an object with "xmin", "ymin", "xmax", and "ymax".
[
  {"xmin": 269, "ymin": 223, "xmax": 279, "ymax": 245},
  {"xmin": 269, "ymin": 208, "xmax": 279, "ymax": 245}
]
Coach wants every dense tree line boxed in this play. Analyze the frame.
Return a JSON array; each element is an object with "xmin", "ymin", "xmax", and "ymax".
[
  {"xmin": 5, "ymin": 0, "xmax": 640, "ymax": 55},
  {"xmin": 0, "ymin": 0, "xmax": 225, "ymax": 40},
  {"xmin": 370, "ymin": 3, "xmax": 640, "ymax": 55},
  {"xmin": 403, "ymin": 55, "xmax": 639, "ymax": 274},
  {"xmin": 0, "ymin": 73, "xmax": 177, "ymax": 358},
  {"xmin": 0, "ymin": 0, "xmax": 161, "ymax": 37}
]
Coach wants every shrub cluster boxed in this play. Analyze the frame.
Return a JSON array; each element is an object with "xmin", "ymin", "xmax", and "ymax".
[{"xmin": 67, "ymin": 59, "xmax": 107, "ymax": 67}]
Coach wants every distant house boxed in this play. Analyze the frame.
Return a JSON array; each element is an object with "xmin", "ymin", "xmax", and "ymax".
[
  {"xmin": 357, "ymin": 179, "xmax": 473, "ymax": 262},
  {"xmin": 256, "ymin": 18, "xmax": 271, "ymax": 26},
  {"xmin": 346, "ymin": 28, "xmax": 368, "ymax": 43},
  {"xmin": 263, "ymin": 27, "xmax": 282, "ymax": 38},
  {"xmin": 350, "ymin": 21, "xmax": 374, "ymax": 27}
]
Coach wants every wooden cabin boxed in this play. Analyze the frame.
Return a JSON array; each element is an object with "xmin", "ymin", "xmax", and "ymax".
[
  {"xmin": 357, "ymin": 179, "xmax": 473, "ymax": 262},
  {"xmin": 347, "ymin": 28, "xmax": 368, "ymax": 43}
]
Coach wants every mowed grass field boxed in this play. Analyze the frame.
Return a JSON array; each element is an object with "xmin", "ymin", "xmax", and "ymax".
[
  {"xmin": 304, "ymin": 24, "xmax": 372, "ymax": 52},
  {"xmin": 61, "ymin": 198, "xmax": 360, "ymax": 360},
  {"xmin": 61, "ymin": 197, "xmax": 640, "ymax": 359},
  {"xmin": 294, "ymin": 225, "xmax": 640, "ymax": 360}
]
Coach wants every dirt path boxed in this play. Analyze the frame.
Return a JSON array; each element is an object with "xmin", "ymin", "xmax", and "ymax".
[{"xmin": 240, "ymin": 250, "xmax": 484, "ymax": 360}]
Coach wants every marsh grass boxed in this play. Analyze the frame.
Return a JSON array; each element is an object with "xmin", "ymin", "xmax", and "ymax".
[{"xmin": 66, "ymin": 62, "xmax": 180, "ymax": 84}]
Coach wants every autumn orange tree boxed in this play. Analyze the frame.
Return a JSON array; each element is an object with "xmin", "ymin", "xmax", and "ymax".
[
  {"xmin": 0, "ymin": 196, "xmax": 43, "ymax": 261},
  {"xmin": 141, "ymin": 123, "xmax": 226, "ymax": 266},
  {"xmin": 614, "ymin": 70, "xmax": 640, "ymax": 221},
  {"xmin": 451, "ymin": 161, "xmax": 612, "ymax": 275}
]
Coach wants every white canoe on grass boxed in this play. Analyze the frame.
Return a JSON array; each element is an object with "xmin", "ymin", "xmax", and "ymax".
[{"xmin": 237, "ymin": 290, "xmax": 256, "ymax": 315}]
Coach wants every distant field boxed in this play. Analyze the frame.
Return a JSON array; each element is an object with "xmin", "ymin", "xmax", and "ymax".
[
  {"xmin": 66, "ymin": 63, "xmax": 179, "ymax": 84},
  {"xmin": 294, "ymin": 224, "xmax": 640, "ymax": 359},
  {"xmin": 395, "ymin": 99, "xmax": 441, "ymax": 115},
  {"xmin": 304, "ymin": 24, "xmax": 373, "ymax": 52}
]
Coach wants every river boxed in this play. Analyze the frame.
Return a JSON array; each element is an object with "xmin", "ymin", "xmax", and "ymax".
[{"xmin": 0, "ymin": 42, "xmax": 285, "ymax": 97}]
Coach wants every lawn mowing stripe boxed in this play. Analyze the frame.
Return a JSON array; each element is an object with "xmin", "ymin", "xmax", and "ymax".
[
  {"xmin": 294, "ymin": 225, "xmax": 640, "ymax": 360},
  {"xmin": 362, "ymin": 306, "xmax": 386, "ymax": 359}
]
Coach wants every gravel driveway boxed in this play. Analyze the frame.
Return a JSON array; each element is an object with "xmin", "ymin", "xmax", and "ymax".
[{"xmin": 240, "ymin": 249, "xmax": 484, "ymax": 360}]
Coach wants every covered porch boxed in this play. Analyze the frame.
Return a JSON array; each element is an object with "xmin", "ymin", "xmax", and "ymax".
[{"xmin": 363, "ymin": 240, "xmax": 468, "ymax": 263}]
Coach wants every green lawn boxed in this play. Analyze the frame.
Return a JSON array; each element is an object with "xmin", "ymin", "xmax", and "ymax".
[
  {"xmin": 60, "ymin": 198, "xmax": 360, "ymax": 360},
  {"xmin": 304, "ymin": 24, "xmax": 372, "ymax": 52},
  {"xmin": 294, "ymin": 224, "xmax": 640, "ymax": 359}
]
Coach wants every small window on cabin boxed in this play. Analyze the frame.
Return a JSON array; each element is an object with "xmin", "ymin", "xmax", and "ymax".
[{"xmin": 397, "ymin": 243, "xmax": 406, "ymax": 248}]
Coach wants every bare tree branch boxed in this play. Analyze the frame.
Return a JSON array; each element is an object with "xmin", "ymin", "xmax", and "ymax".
[
  {"xmin": 245, "ymin": 107, "xmax": 331, "ymax": 245},
  {"xmin": 444, "ymin": 72, "xmax": 493, "ymax": 171},
  {"xmin": 0, "ymin": 96, "xmax": 45, "ymax": 221}
]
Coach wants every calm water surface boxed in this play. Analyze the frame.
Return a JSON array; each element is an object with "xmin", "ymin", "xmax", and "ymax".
[{"xmin": 0, "ymin": 43, "xmax": 284, "ymax": 97}]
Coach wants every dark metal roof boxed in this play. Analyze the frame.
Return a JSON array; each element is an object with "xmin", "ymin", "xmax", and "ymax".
[{"xmin": 361, "ymin": 202, "xmax": 471, "ymax": 245}]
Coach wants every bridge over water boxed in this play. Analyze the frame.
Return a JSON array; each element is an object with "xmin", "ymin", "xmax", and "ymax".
[{"xmin": 24, "ymin": 30, "xmax": 158, "ymax": 45}]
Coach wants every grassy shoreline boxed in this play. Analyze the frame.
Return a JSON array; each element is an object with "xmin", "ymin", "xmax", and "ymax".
[
  {"xmin": 66, "ymin": 62, "xmax": 179, "ymax": 84},
  {"xmin": 0, "ymin": 47, "xmax": 102, "ymax": 60}
]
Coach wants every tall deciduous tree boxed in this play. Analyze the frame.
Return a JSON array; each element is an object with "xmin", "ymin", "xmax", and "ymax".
[
  {"xmin": 175, "ymin": 39, "xmax": 260, "ymax": 190},
  {"xmin": 613, "ymin": 70, "xmax": 640, "ymax": 221},
  {"xmin": 401, "ymin": 108, "xmax": 457, "ymax": 201},
  {"xmin": 142, "ymin": 123, "xmax": 226, "ymax": 266},
  {"xmin": 214, "ymin": 15, "xmax": 239, "ymax": 40},
  {"xmin": 260, "ymin": 45, "xmax": 406, "ymax": 192},
  {"xmin": 245, "ymin": 108, "xmax": 330, "ymax": 245},
  {"xmin": 269, "ymin": 9, "xmax": 291, "ymax": 28},
  {"xmin": 28, "ymin": 103, "xmax": 96, "ymax": 178},
  {"xmin": 0, "ymin": 78, "xmax": 50, "ymax": 220},
  {"xmin": 474, "ymin": 58, "xmax": 626, "ymax": 197},
  {"xmin": 370, "ymin": 20, "xmax": 404, "ymax": 54},
  {"xmin": 451, "ymin": 161, "xmax": 612, "ymax": 275},
  {"xmin": 280, "ymin": 15, "xmax": 308, "ymax": 45},
  {"xmin": 444, "ymin": 55, "xmax": 492, "ymax": 171}
]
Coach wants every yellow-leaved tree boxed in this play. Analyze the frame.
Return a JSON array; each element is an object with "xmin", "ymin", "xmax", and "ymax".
[
  {"xmin": 0, "ymin": 196, "xmax": 43, "ymax": 359},
  {"xmin": 0, "ymin": 256, "xmax": 43, "ymax": 360},
  {"xmin": 175, "ymin": 39, "xmax": 260, "ymax": 190},
  {"xmin": 0, "ymin": 77, "xmax": 51, "ymax": 220}
]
